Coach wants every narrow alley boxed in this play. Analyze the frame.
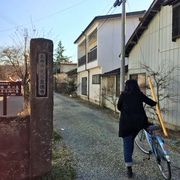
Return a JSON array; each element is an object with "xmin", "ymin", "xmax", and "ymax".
[{"xmin": 53, "ymin": 93, "xmax": 180, "ymax": 180}]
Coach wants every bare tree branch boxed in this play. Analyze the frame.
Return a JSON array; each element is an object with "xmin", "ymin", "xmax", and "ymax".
[
  {"xmin": 101, "ymin": 86, "xmax": 118, "ymax": 113},
  {"xmin": 141, "ymin": 63, "xmax": 179, "ymax": 119}
]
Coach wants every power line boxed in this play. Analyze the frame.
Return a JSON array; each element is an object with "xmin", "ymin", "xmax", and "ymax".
[
  {"xmin": 98, "ymin": 0, "xmax": 126, "ymax": 32},
  {"xmin": 0, "ymin": 26, "xmax": 18, "ymax": 33},
  {"xmin": 97, "ymin": 6, "xmax": 116, "ymax": 31},
  {"xmin": 34, "ymin": 0, "xmax": 86, "ymax": 22},
  {"xmin": 0, "ymin": 0, "xmax": 87, "ymax": 33},
  {"xmin": 0, "ymin": 15, "xmax": 17, "ymax": 26},
  {"xmin": 0, "ymin": 0, "xmax": 119, "ymax": 36}
]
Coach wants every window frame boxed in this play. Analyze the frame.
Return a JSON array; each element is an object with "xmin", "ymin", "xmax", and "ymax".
[
  {"xmin": 92, "ymin": 74, "xmax": 101, "ymax": 84},
  {"xmin": 81, "ymin": 77, "xmax": 87, "ymax": 96},
  {"xmin": 172, "ymin": 2, "xmax": 180, "ymax": 41}
]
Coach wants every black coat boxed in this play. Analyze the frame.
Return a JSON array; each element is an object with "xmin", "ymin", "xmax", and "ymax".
[{"xmin": 117, "ymin": 92, "xmax": 156, "ymax": 138}]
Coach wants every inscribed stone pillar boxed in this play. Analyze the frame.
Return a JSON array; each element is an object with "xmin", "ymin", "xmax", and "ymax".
[{"xmin": 29, "ymin": 38, "xmax": 53, "ymax": 178}]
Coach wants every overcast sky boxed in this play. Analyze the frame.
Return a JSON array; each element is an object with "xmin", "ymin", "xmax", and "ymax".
[{"xmin": 0, "ymin": 0, "xmax": 153, "ymax": 62}]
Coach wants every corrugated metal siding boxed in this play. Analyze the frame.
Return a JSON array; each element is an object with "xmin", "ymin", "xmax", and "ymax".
[{"xmin": 128, "ymin": 5, "xmax": 180, "ymax": 129}]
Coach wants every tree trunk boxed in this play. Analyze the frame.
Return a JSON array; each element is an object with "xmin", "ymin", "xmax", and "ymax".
[{"xmin": 23, "ymin": 81, "xmax": 30, "ymax": 113}]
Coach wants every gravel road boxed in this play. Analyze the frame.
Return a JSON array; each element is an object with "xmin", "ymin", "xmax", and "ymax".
[{"xmin": 53, "ymin": 93, "xmax": 180, "ymax": 180}]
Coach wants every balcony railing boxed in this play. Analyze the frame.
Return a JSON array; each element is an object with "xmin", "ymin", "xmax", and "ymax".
[
  {"xmin": 78, "ymin": 55, "xmax": 86, "ymax": 67},
  {"xmin": 88, "ymin": 47, "xmax": 97, "ymax": 63}
]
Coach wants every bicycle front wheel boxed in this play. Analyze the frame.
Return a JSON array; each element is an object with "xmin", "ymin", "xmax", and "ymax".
[
  {"xmin": 156, "ymin": 144, "xmax": 171, "ymax": 179},
  {"xmin": 157, "ymin": 160, "xmax": 171, "ymax": 180},
  {"xmin": 135, "ymin": 129, "xmax": 151, "ymax": 154}
]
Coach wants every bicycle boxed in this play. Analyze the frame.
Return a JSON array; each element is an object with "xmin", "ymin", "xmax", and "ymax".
[{"xmin": 135, "ymin": 125, "xmax": 171, "ymax": 180}]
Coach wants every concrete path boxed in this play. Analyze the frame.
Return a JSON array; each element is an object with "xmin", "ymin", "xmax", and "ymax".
[{"xmin": 54, "ymin": 93, "xmax": 180, "ymax": 180}]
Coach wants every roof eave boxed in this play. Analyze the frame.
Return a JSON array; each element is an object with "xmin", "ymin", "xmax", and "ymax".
[
  {"xmin": 74, "ymin": 10, "xmax": 146, "ymax": 44},
  {"xmin": 125, "ymin": 0, "xmax": 164, "ymax": 57},
  {"xmin": 102, "ymin": 65, "xmax": 128, "ymax": 76},
  {"xmin": 163, "ymin": 0, "xmax": 179, "ymax": 6}
]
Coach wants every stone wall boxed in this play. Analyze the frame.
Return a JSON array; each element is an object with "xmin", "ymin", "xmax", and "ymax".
[{"xmin": 0, "ymin": 116, "xmax": 30, "ymax": 180}]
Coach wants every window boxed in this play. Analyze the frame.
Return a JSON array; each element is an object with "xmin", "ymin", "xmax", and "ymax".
[
  {"xmin": 92, "ymin": 74, "xmax": 100, "ymax": 84},
  {"xmin": 78, "ymin": 55, "xmax": 86, "ymax": 67},
  {"xmin": 130, "ymin": 73, "xmax": 146, "ymax": 94},
  {"xmin": 172, "ymin": 2, "xmax": 180, "ymax": 41},
  {"xmin": 88, "ymin": 29, "xmax": 97, "ymax": 45},
  {"xmin": 88, "ymin": 46, "xmax": 97, "ymax": 62},
  {"xmin": 81, "ymin": 77, "xmax": 87, "ymax": 95},
  {"xmin": 106, "ymin": 76, "xmax": 115, "ymax": 96}
]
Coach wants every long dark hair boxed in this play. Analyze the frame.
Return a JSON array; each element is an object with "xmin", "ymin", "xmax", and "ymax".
[{"xmin": 124, "ymin": 79, "xmax": 141, "ymax": 94}]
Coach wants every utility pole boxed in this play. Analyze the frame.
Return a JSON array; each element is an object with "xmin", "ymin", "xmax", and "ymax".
[
  {"xmin": 113, "ymin": 0, "xmax": 126, "ymax": 92},
  {"xmin": 121, "ymin": 0, "xmax": 126, "ymax": 92}
]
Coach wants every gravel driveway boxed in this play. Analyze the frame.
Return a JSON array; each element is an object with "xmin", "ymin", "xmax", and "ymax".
[{"xmin": 53, "ymin": 93, "xmax": 180, "ymax": 180}]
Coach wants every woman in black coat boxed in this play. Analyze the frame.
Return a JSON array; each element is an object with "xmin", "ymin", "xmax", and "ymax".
[{"xmin": 117, "ymin": 79, "xmax": 156, "ymax": 178}]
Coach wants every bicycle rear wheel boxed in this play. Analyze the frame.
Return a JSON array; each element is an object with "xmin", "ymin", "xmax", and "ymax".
[
  {"xmin": 156, "ymin": 144, "xmax": 171, "ymax": 179},
  {"xmin": 135, "ymin": 129, "xmax": 151, "ymax": 154}
]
